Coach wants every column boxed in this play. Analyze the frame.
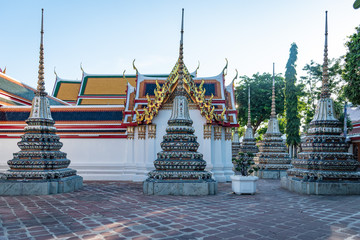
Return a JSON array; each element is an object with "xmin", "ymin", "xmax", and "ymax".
[
  {"xmin": 212, "ymin": 125, "xmax": 226, "ymax": 182},
  {"xmin": 133, "ymin": 125, "xmax": 147, "ymax": 182},
  {"xmin": 223, "ymin": 127, "xmax": 234, "ymax": 181},
  {"xmin": 203, "ymin": 124, "xmax": 213, "ymax": 171},
  {"xmin": 126, "ymin": 126, "xmax": 135, "ymax": 180},
  {"xmin": 145, "ymin": 124, "xmax": 156, "ymax": 171}
]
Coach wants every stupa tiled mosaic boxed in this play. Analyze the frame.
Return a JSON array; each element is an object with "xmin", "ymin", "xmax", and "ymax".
[
  {"xmin": 232, "ymin": 131, "xmax": 241, "ymax": 158},
  {"xmin": 254, "ymin": 64, "xmax": 291, "ymax": 179},
  {"xmin": 239, "ymin": 87, "xmax": 258, "ymax": 154},
  {"xmin": 282, "ymin": 11, "xmax": 360, "ymax": 195},
  {"xmin": 143, "ymin": 9, "xmax": 217, "ymax": 195},
  {"xmin": 0, "ymin": 9, "xmax": 83, "ymax": 195}
]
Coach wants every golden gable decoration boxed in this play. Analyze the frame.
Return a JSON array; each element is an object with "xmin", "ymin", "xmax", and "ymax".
[{"xmin": 134, "ymin": 61, "xmax": 226, "ymax": 125}]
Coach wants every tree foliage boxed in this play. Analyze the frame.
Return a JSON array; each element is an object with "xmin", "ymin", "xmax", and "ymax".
[
  {"xmin": 343, "ymin": 25, "xmax": 360, "ymax": 106},
  {"xmin": 235, "ymin": 73, "xmax": 285, "ymax": 134},
  {"xmin": 285, "ymin": 43, "xmax": 300, "ymax": 146}
]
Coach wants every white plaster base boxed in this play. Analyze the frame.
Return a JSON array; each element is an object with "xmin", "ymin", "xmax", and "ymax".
[
  {"xmin": 0, "ymin": 108, "xmax": 233, "ymax": 183},
  {"xmin": 212, "ymin": 170, "xmax": 227, "ymax": 183},
  {"xmin": 230, "ymin": 175, "xmax": 258, "ymax": 195}
]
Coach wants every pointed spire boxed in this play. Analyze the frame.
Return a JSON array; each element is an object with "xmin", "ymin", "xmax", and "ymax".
[
  {"xmin": 36, "ymin": 8, "xmax": 46, "ymax": 96},
  {"xmin": 176, "ymin": 8, "xmax": 185, "ymax": 95},
  {"xmin": 321, "ymin": 11, "xmax": 330, "ymax": 99},
  {"xmin": 180, "ymin": 8, "xmax": 184, "ymax": 46},
  {"xmin": 247, "ymin": 85, "xmax": 251, "ymax": 127},
  {"xmin": 271, "ymin": 62, "xmax": 276, "ymax": 117}
]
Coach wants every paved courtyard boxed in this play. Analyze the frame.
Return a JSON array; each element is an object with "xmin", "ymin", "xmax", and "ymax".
[{"xmin": 0, "ymin": 180, "xmax": 359, "ymax": 240}]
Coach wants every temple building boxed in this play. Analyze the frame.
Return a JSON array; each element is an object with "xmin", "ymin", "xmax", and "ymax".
[
  {"xmin": 281, "ymin": 11, "xmax": 360, "ymax": 195},
  {"xmin": 0, "ymin": 11, "xmax": 238, "ymax": 183},
  {"xmin": 254, "ymin": 64, "xmax": 292, "ymax": 179},
  {"xmin": 0, "ymin": 9, "xmax": 82, "ymax": 195},
  {"xmin": 347, "ymin": 105, "xmax": 360, "ymax": 162}
]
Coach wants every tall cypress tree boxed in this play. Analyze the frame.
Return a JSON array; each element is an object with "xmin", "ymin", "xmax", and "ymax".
[
  {"xmin": 343, "ymin": 26, "xmax": 360, "ymax": 105},
  {"xmin": 285, "ymin": 43, "xmax": 300, "ymax": 157}
]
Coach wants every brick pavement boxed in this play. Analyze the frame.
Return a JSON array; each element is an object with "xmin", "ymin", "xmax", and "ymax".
[{"xmin": 0, "ymin": 180, "xmax": 359, "ymax": 240}]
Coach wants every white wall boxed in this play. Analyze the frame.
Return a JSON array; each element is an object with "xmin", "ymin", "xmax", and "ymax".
[
  {"xmin": 0, "ymin": 138, "xmax": 19, "ymax": 172},
  {"xmin": 0, "ymin": 109, "xmax": 232, "ymax": 182}
]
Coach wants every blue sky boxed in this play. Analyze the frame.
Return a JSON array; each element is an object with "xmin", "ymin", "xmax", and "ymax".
[{"xmin": 1, "ymin": 0, "xmax": 359, "ymax": 92}]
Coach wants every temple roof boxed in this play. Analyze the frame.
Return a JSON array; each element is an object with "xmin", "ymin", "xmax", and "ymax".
[
  {"xmin": 0, "ymin": 72, "xmax": 68, "ymax": 106},
  {"xmin": 0, "ymin": 106, "xmax": 123, "ymax": 123},
  {"xmin": 52, "ymin": 75, "xmax": 81, "ymax": 103},
  {"xmin": 0, "ymin": 105, "xmax": 125, "ymax": 139},
  {"xmin": 133, "ymin": 56, "xmax": 232, "ymax": 125},
  {"xmin": 70, "ymin": 71, "xmax": 196, "ymax": 106}
]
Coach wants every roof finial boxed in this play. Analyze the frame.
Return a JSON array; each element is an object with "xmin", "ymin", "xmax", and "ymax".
[
  {"xmin": 54, "ymin": 66, "xmax": 58, "ymax": 77},
  {"xmin": 195, "ymin": 60, "xmax": 200, "ymax": 76},
  {"xmin": 247, "ymin": 85, "xmax": 251, "ymax": 127},
  {"xmin": 232, "ymin": 69, "xmax": 238, "ymax": 88},
  {"xmin": 36, "ymin": 8, "xmax": 46, "ymax": 96},
  {"xmin": 271, "ymin": 62, "xmax": 276, "ymax": 117},
  {"xmin": 123, "ymin": 70, "xmax": 129, "ymax": 84},
  {"xmin": 132, "ymin": 59, "xmax": 139, "ymax": 74},
  {"xmin": 80, "ymin": 62, "xmax": 84, "ymax": 73},
  {"xmin": 222, "ymin": 58, "xmax": 228, "ymax": 76},
  {"xmin": 321, "ymin": 11, "xmax": 330, "ymax": 99}
]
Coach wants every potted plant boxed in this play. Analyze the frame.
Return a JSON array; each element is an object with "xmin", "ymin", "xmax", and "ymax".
[{"xmin": 230, "ymin": 152, "xmax": 259, "ymax": 195}]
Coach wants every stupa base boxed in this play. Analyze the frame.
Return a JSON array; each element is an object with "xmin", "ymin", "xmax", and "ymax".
[
  {"xmin": 255, "ymin": 169, "xmax": 288, "ymax": 179},
  {"xmin": 281, "ymin": 176, "xmax": 360, "ymax": 195},
  {"xmin": 0, "ymin": 175, "xmax": 83, "ymax": 196},
  {"xmin": 143, "ymin": 179, "xmax": 217, "ymax": 195}
]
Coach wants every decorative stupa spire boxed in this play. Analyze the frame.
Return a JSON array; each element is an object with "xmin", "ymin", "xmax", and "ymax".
[
  {"xmin": 37, "ymin": 8, "xmax": 46, "ymax": 96},
  {"xmin": 321, "ymin": 11, "xmax": 330, "ymax": 99},
  {"xmin": 144, "ymin": 9, "xmax": 216, "ymax": 195},
  {"xmin": 247, "ymin": 86, "xmax": 251, "ymax": 127},
  {"xmin": 254, "ymin": 62, "xmax": 291, "ymax": 178},
  {"xmin": 29, "ymin": 8, "xmax": 51, "ymax": 120},
  {"xmin": 271, "ymin": 62, "xmax": 276, "ymax": 117},
  {"xmin": 283, "ymin": 11, "xmax": 360, "ymax": 195},
  {"xmin": 176, "ymin": 8, "xmax": 185, "ymax": 95},
  {"xmin": 311, "ymin": 11, "xmax": 336, "ymax": 122},
  {"xmin": 0, "ymin": 9, "xmax": 82, "ymax": 195},
  {"xmin": 266, "ymin": 63, "xmax": 281, "ymax": 134},
  {"xmin": 239, "ymin": 84, "xmax": 258, "ymax": 154}
]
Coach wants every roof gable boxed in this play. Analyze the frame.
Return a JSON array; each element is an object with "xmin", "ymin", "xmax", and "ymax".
[
  {"xmin": 0, "ymin": 72, "xmax": 68, "ymax": 106},
  {"xmin": 134, "ymin": 59, "xmax": 227, "ymax": 125}
]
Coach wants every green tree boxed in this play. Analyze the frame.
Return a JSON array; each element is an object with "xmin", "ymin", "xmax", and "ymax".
[
  {"xmin": 285, "ymin": 43, "xmax": 300, "ymax": 157},
  {"xmin": 354, "ymin": 0, "xmax": 360, "ymax": 9},
  {"xmin": 343, "ymin": 26, "xmax": 360, "ymax": 106},
  {"xmin": 235, "ymin": 73, "xmax": 285, "ymax": 134}
]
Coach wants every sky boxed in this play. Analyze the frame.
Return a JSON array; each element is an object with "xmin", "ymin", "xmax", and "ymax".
[{"xmin": 1, "ymin": 0, "xmax": 359, "ymax": 93}]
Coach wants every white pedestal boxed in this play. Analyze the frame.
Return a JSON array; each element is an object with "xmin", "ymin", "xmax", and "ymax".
[{"xmin": 230, "ymin": 175, "xmax": 258, "ymax": 195}]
